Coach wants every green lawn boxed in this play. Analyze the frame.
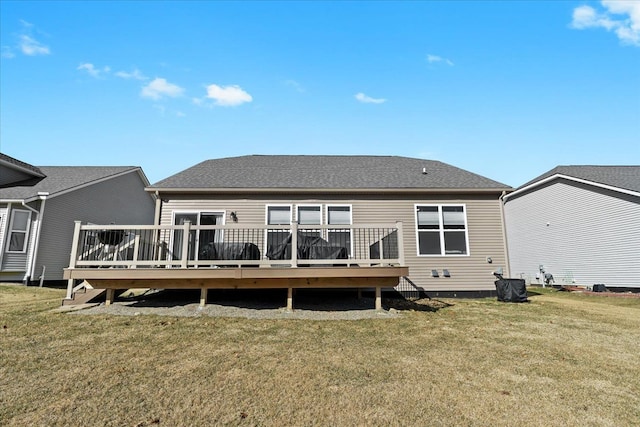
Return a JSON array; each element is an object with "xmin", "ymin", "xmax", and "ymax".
[{"xmin": 1, "ymin": 284, "xmax": 639, "ymax": 426}]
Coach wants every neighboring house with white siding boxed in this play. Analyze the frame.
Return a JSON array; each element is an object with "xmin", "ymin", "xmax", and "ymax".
[
  {"xmin": 0, "ymin": 153, "xmax": 155, "ymax": 283},
  {"xmin": 147, "ymin": 155, "xmax": 512, "ymax": 296},
  {"xmin": 503, "ymin": 166, "xmax": 640, "ymax": 290}
]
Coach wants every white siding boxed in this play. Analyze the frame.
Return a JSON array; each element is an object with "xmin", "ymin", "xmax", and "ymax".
[
  {"xmin": 160, "ymin": 192, "xmax": 507, "ymax": 292},
  {"xmin": 504, "ymin": 179, "xmax": 640, "ymax": 288},
  {"xmin": 0, "ymin": 205, "xmax": 7, "ymax": 262},
  {"xmin": 0, "ymin": 204, "xmax": 38, "ymax": 274}
]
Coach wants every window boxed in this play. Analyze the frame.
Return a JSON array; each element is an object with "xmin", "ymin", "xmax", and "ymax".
[
  {"xmin": 297, "ymin": 205, "xmax": 321, "ymax": 238},
  {"xmin": 416, "ymin": 205, "xmax": 469, "ymax": 256},
  {"xmin": 7, "ymin": 210, "xmax": 31, "ymax": 253},
  {"xmin": 327, "ymin": 205, "xmax": 352, "ymax": 256},
  {"xmin": 266, "ymin": 205, "xmax": 291, "ymax": 251}
]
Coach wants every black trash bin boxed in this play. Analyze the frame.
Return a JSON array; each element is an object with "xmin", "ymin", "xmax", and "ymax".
[
  {"xmin": 593, "ymin": 284, "xmax": 608, "ymax": 292},
  {"xmin": 494, "ymin": 279, "xmax": 528, "ymax": 303}
]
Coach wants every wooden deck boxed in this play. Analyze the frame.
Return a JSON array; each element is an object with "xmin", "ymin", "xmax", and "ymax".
[
  {"xmin": 63, "ymin": 266, "xmax": 408, "ymax": 310},
  {"xmin": 64, "ymin": 221, "xmax": 408, "ymax": 310}
]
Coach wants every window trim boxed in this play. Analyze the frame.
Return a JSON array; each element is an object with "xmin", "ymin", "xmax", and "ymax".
[
  {"xmin": 6, "ymin": 209, "xmax": 32, "ymax": 254},
  {"xmin": 170, "ymin": 210, "xmax": 226, "ymax": 261},
  {"xmin": 414, "ymin": 203, "xmax": 470, "ymax": 257},
  {"xmin": 265, "ymin": 204, "xmax": 293, "ymax": 225},
  {"xmin": 265, "ymin": 204, "xmax": 293, "ymax": 256},
  {"xmin": 296, "ymin": 204, "xmax": 322, "ymax": 225},
  {"xmin": 326, "ymin": 204, "xmax": 353, "ymax": 257}
]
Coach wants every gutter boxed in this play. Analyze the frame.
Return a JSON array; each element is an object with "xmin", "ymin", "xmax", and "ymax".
[{"xmin": 145, "ymin": 187, "xmax": 512, "ymax": 195}]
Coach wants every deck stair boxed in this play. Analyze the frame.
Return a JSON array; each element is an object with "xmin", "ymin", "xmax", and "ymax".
[{"xmin": 62, "ymin": 282, "xmax": 106, "ymax": 306}]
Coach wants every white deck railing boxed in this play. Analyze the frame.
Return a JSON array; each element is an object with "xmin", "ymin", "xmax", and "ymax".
[{"xmin": 67, "ymin": 221, "xmax": 405, "ymax": 271}]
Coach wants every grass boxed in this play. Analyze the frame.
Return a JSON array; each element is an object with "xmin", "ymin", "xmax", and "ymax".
[{"xmin": 1, "ymin": 284, "xmax": 639, "ymax": 426}]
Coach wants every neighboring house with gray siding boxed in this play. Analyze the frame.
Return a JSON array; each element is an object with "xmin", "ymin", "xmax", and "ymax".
[
  {"xmin": 147, "ymin": 155, "xmax": 512, "ymax": 295},
  {"xmin": 503, "ymin": 166, "xmax": 640, "ymax": 289},
  {"xmin": 0, "ymin": 153, "xmax": 155, "ymax": 283}
]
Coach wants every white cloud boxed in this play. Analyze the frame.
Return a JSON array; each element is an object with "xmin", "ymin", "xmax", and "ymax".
[
  {"xmin": 141, "ymin": 78, "xmax": 185, "ymax": 100},
  {"xmin": 77, "ymin": 63, "xmax": 110, "ymax": 78},
  {"xmin": 204, "ymin": 84, "xmax": 253, "ymax": 106},
  {"xmin": 355, "ymin": 92, "xmax": 387, "ymax": 104},
  {"xmin": 3, "ymin": 20, "xmax": 50, "ymax": 58},
  {"xmin": 19, "ymin": 35, "xmax": 50, "ymax": 56},
  {"xmin": 284, "ymin": 79, "xmax": 305, "ymax": 93},
  {"xmin": 571, "ymin": 1, "xmax": 640, "ymax": 46},
  {"xmin": 426, "ymin": 54, "xmax": 454, "ymax": 66},
  {"xmin": 115, "ymin": 68, "xmax": 147, "ymax": 80}
]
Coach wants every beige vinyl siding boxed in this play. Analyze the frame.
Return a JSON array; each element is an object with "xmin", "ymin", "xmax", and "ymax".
[
  {"xmin": 34, "ymin": 171, "xmax": 155, "ymax": 281},
  {"xmin": 160, "ymin": 192, "xmax": 506, "ymax": 291},
  {"xmin": 504, "ymin": 179, "xmax": 640, "ymax": 288}
]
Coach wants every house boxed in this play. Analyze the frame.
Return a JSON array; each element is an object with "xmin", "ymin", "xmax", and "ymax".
[
  {"xmin": 143, "ymin": 155, "xmax": 512, "ymax": 297},
  {"xmin": 62, "ymin": 155, "xmax": 511, "ymax": 308},
  {"xmin": 502, "ymin": 165, "xmax": 640, "ymax": 290},
  {"xmin": 0, "ymin": 153, "xmax": 155, "ymax": 284}
]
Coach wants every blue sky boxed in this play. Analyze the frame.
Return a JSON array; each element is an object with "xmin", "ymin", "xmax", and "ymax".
[{"xmin": 1, "ymin": 1, "xmax": 638, "ymax": 187}]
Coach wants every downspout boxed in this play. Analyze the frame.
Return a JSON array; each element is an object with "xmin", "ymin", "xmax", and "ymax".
[
  {"xmin": 154, "ymin": 191, "xmax": 162, "ymax": 226},
  {"xmin": 499, "ymin": 191, "xmax": 511, "ymax": 278},
  {"xmin": 28, "ymin": 193, "xmax": 48, "ymax": 283},
  {"xmin": 21, "ymin": 198, "xmax": 43, "ymax": 283}
]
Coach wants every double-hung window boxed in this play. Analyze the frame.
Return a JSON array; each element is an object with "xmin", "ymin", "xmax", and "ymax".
[
  {"xmin": 266, "ymin": 205, "xmax": 292, "ymax": 251},
  {"xmin": 7, "ymin": 210, "xmax": 31, "ymax": 253},
  {"xmin": 416, "ymin": 205, "xmax": 469, "ymax": 256},
  {"xmin": 297, "ymin": 205, "xmax": 322, "ymax": 238},
  {"xmin": 327, "ymin": 205, "xmax": 352, "ymax": 256}
]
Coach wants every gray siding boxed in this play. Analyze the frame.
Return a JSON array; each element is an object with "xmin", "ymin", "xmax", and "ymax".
[
  {"xmin": 34, "ymin": 171, "xmax": 155, "ymax": 281},
  {"xmin": 504, "ymin": 179, "xmax": 640, "ymax": 288},
  {"xmin": 160, "ymin": 192, "xmax": 507, "ymax": 292}
]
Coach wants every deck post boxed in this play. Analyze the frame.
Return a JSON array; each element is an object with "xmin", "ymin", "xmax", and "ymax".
[
  {"xmin": 65, "ymin": 221, "xmax": 83, "ymax": 300},
  {"xmin": 395, "ymin": 221, "xmax": 405, "ymax": 266},
  {"xmin": 286, "ymin": 287, "xmax": 293, "ymax": 311},
  {"xmin": 180, "ymin": 221, "xmax": 191, "ymax": 268},
  {"xmin": 105, "ymin": 289, "xmax": 114, "ymax": 306},
  {"xmin": 200, "ymin": 288, "xmax": 207, "ymax": 307},
  {"xmin": 131, "ymin": 234, "xmax": 140, "ymax": 269},
  {"xmin": 291, "ymin": 223, "xmax": 298, "ymax": 268},
  {"xmin": 375, "ymin": 286, "xmax": 382, "ymax": 311}
]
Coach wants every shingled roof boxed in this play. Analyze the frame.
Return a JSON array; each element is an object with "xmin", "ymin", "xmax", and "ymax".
[
  {"xmin": 0, "ymin": 153, "xmax": 46, "ymax": 178},
  {"xmin": 517, "ymin": 165, "xmax": 640, "ymax": 194},
  {"xmin": 0, "ymin": 166, "xmax": 144, "ymax": 201},
  {"xmin": 150, "ymin": 155, "xmax": 510, "ymax": 192}
]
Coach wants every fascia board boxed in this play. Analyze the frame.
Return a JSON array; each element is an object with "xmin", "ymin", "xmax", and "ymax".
[
  {"xmin": 503, "ymin": 174, "xmax": 640, "ymax": 202},
  {"xmin": 146, "ymin": 187, "xmax": 511, "ymax": 195},
  {"xmin": 41, "ymin": 168, "xmax": 147, "ymax": 201},
  {"xmin": 0, "ymin": 158, "xmax": 46, "ymax": 178}
]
